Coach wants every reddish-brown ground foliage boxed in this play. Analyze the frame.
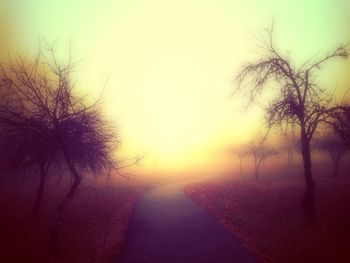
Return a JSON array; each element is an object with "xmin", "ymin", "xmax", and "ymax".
[
  {"xmin": 185, "ymin": 176, "xmax": 350, "ymax": 263},
  {"xmin": 0, "ymin": 176, "xmax": 143, "ymax": 263}
]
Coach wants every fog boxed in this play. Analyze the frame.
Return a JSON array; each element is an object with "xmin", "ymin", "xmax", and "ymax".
[{"xmin": 1, "ymin": 1, "xmax": 350, "ymax": 262}]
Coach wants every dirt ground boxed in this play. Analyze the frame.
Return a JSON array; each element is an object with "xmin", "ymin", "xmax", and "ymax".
[
  {"xmin": 185, "ymin": 175, "xmax": 350, "ymax": 263},
  {"xmin": 0, "ymin": 174, "xmax": 143, "ymax": 263}
]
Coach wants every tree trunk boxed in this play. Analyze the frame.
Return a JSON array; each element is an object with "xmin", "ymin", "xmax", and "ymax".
[
  {"xmin": 239, "ymin": 157, "xmax": 242, "ymax": 175},
  {"xmin": 31, "ymin": 160, "xmax": 47, "ymax": 217},
  {"xmin": 287, "ymin": 150, "xmax": 291, "ymax": 167},
  {"xmin": 331, "ymin": 152, "xmax": 341, "ymax": 177},
  {"xmin": 48, "ymin": 152, "xmax": 82, "ymax": 260},
  {"xmin": 300, "ymin": 128, "xmax": 316, "ymax": 221},
  {"xmin": 254, "ymin": 156, "xmax": 259, "ymax": 180},
  {"xmin": 287, "ymin": 149, "xmax": 294, "ymax": 168}
]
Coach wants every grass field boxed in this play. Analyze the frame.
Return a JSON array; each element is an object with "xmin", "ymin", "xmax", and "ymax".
[
  {"xmin": 0, "ymin": 175, "xmax": 143, "ymax": 263},
  {"xmin": 186, "ymin": 175, "xmax": 350, "ymax": 263}
]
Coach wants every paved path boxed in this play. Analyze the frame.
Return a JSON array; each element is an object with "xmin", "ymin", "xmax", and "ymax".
[{"xmin": 118, "ymin": 183, "xmax": 256, "ymax": 263}]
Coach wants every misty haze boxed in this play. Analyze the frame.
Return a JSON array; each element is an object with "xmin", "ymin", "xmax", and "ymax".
[{"xmin": 1, "ymin": 1, "xmax": 350, "ymax": 263}]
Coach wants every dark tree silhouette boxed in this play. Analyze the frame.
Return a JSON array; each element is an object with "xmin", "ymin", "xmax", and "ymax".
[
  {"xmin": 244, "ymin": 134, "xmax": 278, "ymax": 180},
  {"xmin": 0, "ymin": 48, "xmax": 119, "ymax": 257},
  {"xmin": 281, "ymin": 131, "xmax": 298, "ymax": 168},
  {"xmin": 230, "ymin": 146, "xmax": 248, "ymax": 175},
  {"xmin": 236, "ymin": 147, "xmax": 247, "ymax": 175},
  {"xmin": 327, "ymin": 106, "xmax": 350, "ymax": 145},
  {"xmin": 234, "ymin": 26, "xmax": 349, "ymax": 220},
  {"xmin": 313, "ymin": 130, "xmax": 349, "ymax": 176}
]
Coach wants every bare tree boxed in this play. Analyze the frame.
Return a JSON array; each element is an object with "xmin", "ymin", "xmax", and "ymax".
[
  {"xmin": 244, "ymin": 134, "xmax": 278, "ymax": 180},
  {"xmin": 234, "ymin": 26, "xmax": 349, "ymax": 219},
  {"xmin": 327, "ymin": 106, "xmax": 350, "ymax": 145},
  {"xmin": 281, "ymin": 131, "xmax": 298, "ymax": 168},
  {"xmin": 230, "ymin": 146, "xmax": 248, "ymax": 175},
  {"xmin": 237, "ymin": 148, "xmax": 246, "ymax": 175},
  {"xmin": 313, "ymin": 130, "xmax": 349, "ymax": 176},
  {"xmin": 0, "ymin": 48, "xmax": 119, "ymax": 257}
]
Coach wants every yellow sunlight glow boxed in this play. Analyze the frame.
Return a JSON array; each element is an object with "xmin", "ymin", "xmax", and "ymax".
[{"xmin": 3, "ymin": 0, "xmax": 350, "ymax": 174}]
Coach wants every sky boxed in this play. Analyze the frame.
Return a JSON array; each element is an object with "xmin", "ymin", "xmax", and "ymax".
[{"xmin": 1, "ymin": 0, "xmax": 350, "ymax": 175}]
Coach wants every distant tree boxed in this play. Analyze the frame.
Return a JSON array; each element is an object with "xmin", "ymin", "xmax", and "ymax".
[
  {"xmin": 0, "ymin": 48, "xmax": 119, "ymax": 256},
  {"xmin": 234, "ymin": 26, "xmax": 349, "ymax": 220},
  {"xmin": 281, "ymin": 131, "xmax": 299, "ymax": 168},
  {"xmin": 327, "ymin": 106, "xmax": 350, "ymax": 145},
  {"xmin": 313, "ymin": 130, "xmax": 349, "ymax": 176},
  {"xmin": 231, "ymin": 146, "xmax": 248, "ymax": 175},
  {"xmin": 244, "ymin": 134, "xmax": 278, "ymax": 180}
]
